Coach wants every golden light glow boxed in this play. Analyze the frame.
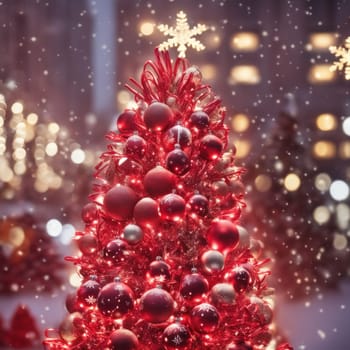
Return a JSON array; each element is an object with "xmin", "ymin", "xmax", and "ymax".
[
  {"xmin": 69, "ymin": 272, "xmax": 82, "ymax": 288},
  {"xmin": 316, "ymin": 113, "xmax": 337, "ymax": 131},
  {"xmin": 13, "ymin": 148, "xmax": 26, "ymax": 161},
  {"xmin": 48, "ymin": 122, "xmax": 60, "ymax": 134},
  {"xmin": 231, "ymin": 113, "xmax": 250, "ymax": 132},
  {"xmin": 339, "ymin": 141, "xmax": 350, "ymax": 158},
  {"xmin": 231, "ymin": 32, "xmax": 259, "ymax": 51},
  {"xmin": 308, "ymin": 32, "xmax": 337, "ymax": 51},
  {"xmin": 313, "ymin": 206, "xmax": 331, "ymax": 224},
  {"xmin": 45, "ymin": 142, "xmax": 58, "ymax": 157},
  {"xmin": 312, "ymin": 141, "xmax": 336, "ymax": 158},
  {"xmin": 284, "ymin": 173, "xmax": 301, "ymax": 192},
  {"xmin": 315, "ymin": 173, "xmax": 331, "ymax": 192},
  {"xmin": 14, "ymin": 161, "xmax": 26, "ymax": 175},
  {"xmin": 333, "ymin": 233, "xmax": 348, "ymax": 250},
  {"xmin": 229, "ymin": 65, "xmax": 261, "ymax": 85},
  {"xmin": 234, "ymin": 139, "xmax": 251, "ymax": 158},
  {"xmin": 117, "ymin": 90, "xmax": 132, "ymax": 108},
  {"xmin": 71, "ymin": 149, "xmax": 86, "ymax": 164},
  {"xmin": 203, "ymin": 32, "xmax": 221, "ymax": 49},
  {"xmin": 308, "ymin": 64, "xmax": 336, "ymax": 83},
  {"xmin": 11, "ymin": 102, "xmax": 24, "ymax": 114},
  {"xmin": 27, "ymin": 113, "xmax": 38, "ymax": 125},
  {"xmin": 140, "ymin": 21, "xmax": 155, "ymax": 36},
  {"xmin": 255, "ymin": 174, "xmax": 272, "ymax": 192},
  {"xmin": 200, "ymin": 64, "xmax": 216, "ymax": 81},
  {"xmin": 8, "ymin": 226, "xmax": 25, "ymax": 247}
]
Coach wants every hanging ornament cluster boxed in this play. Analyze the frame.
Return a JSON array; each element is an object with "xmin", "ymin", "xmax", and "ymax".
[{"xmin": 44, "ymin": 50, "xmax": 292, "ymax": 349}]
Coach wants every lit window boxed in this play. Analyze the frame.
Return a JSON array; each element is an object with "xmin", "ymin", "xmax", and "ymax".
[
  {"xmin": 234, "ymin": 139, "xmax": 250, "ymax": 158},
  {"xmin": 231, "ymin": 113, "xmax": 250, "ymax": 132},
  {"xmin": 231, "ymin": 32, "xmax": 259, "ymax": 52},
  {"xmin": 308, "ymin": 64, "xmax": 336, "ymax": 84},
  {"xmin": 229, "ymin": 65, "xmax": 261, "ymax": 85},
  {"xmin": 315, "ymin": 113, "xmax": 337, "ymax": 131},
  {"xmin": 308, "ymin": 33, "xmax": 337, "ymax": 51},
  {"xmin": 312, "ymin": 141, "xmax": 336, "ymax": 158}
]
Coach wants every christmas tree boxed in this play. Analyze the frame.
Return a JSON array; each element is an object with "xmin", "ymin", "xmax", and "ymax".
[
  {"xmin": 245, "ymin": 94, "xmax": 349, "ymax": 299},
  {"xmin": 44, "ymin": 13, "xmax": 292, "ymax": 350}
]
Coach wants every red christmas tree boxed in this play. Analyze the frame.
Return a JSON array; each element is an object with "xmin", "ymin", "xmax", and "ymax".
[{"xmin": 44, "ymin": 48, "xmax": 292, "ymax": 349}]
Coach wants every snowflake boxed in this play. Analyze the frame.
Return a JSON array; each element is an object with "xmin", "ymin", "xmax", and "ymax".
[
  {"xmin": 172, "ymin": 334, "xmax": 183, "ymax": 345},
  {"xmin": 329, "ymin": 36, "xmax": 350, "ymax": 80},
  {"xmin": 158, "ymin": 11, "xmax": 208, "ymax": 58},
  {"xmin": 85, "ymin": 295, "xmax": 97, "ymax": 304}
]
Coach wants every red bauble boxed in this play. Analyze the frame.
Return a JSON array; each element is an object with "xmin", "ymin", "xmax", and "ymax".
[
  {"xmin": 159, "ymin": 193, "xmax": 186, "ymax": 221},
  {"xmin": 187, "ymin": 194, "xmax": 209, "ymax": 217},
  {"xmin": 148, "ymin": 257, "xmax": 171, "ymax": 281},
  {"xmin": 199, "ymin": 135, "xmax": 223, "ymax": 161},
  {"xmin": 226, "ymin": 266, "xmax": 252, "ymax": 293},
  {"xmin": 110, "ymin": 329, "xmax": 139, "ymax": 350},
  {"xmin": 163, "ymin": 125, "xmax": 192, "ymax": 151},
  {"xmin": 77, "ymin": 234, "xmax": 98, "ymax": 255},
  {"xmin": 190, "ymin": 303, "xmax": 219, "ymax": 333},
  {"xmin": 163, "ymin": 322, "xmax": 191, "ymax": 348},
  {"xmin": 104, "ymin": 185, "xmax": 138, "ymax": 221},
  {"xmin": 117, "ymin": 110, "xmax": 138, "ymax": 135},
  {"xmin": 166, "ymin": 148, "xmax": 191, "ymax": 176},
  {"xmin": 144, "ymin": 166, "xmax": 177, "ymax": 197},
  {"xmin": 139, "ymin": 287, "xmax": 174, "ymax": 323},
  {"xmin": 134, "ymin": 197, "xmax": 160, "ymax": 227},
  {"xmin": 104, "ymin": 239, "xmax": 128, "ymax": 264},
  {"xmin": 125, "ymin": 134, "xmax": 147, "ymax": 158},
  {"xmin": 144, "ymin": 102, "xmax": 173, "ymax": 131},
  {"xmin": 77, "ymin": 277, "xmax": 101, "ymax": 306},
  {"xmin": 180, "ymin": 272, "xmax": 209, "ymax": 302},
  {"xmin": 190, "ymin": 111, "xmax": 210, "ymax": 129},
  {"xmin": 207, "ymin": 220, "xmax": 239, "ymax": 253},
  {"xmin": 65, "ymin": 292, "xmax": 82, "ymax": 313},
  {"xmin": 97, "ymin": 280, "xmax": 134, "ymax": 317},
  {"xmin": 81, "ymin": 202, "xmax": 98, "ymax": 224}
]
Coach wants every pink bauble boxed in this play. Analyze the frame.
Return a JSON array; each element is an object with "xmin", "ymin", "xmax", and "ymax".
[
  {"xmin": 104, "ymin": 185, "xmax": 138, "ymax": 221},
  {"xmin": 103, "ymin": 239, "xmax": 128, "ymax": 264},
  {"xmin": 133, "ymin": 197, "xmax": 160, "ymax": 227},
  {"xmin": 97, "ymin": 280, "xmax": 134, "ymax": 317},
  {"xmin": 110, "ymin": 329, "xmax": 139, "ymax": 350},
  {"xmin": 207, "ymin": 220, "xmax": 239, "ymax": 253},
  {"xmin": 187, "ymin": 194, "xmax": 209, "ymax": 217},
  {"xmin": 166, "ymin": 148, "xmax": 191, "ymax": 176},
  {"xmin": 180, "ymin": 272, "xmax": 209, "ymax": 302},
  {"xmin": 163, "ymin": 125, "xmax": 192, "ymax": 151},
  {"xmin": 77, "ymin": 234, "xmax": 98, "ymax": 255},
  {"xmin": 190, "ymin": 110, "xmax": 209, "ymax": 129},
  {"xmin": 117, "ymin": 110, "xmax": 138, "ymax": 135},
  {"xmin": 144, "ymin": 166, "xmax": 177, "ymax": 197},
  {"xmin": 125, "ymin": 134, "xmax": 147, "ymax": 158},
  {"xmin": 163, "ymin": 322, "xmax": 191, "ymax": 348},
  {"xmin": 81, "ymin": 202, "xmax": 98, "ymax": 224},
  {"xmin": 159, "ymin": 193, "xmax": 186, "ymax": 221},
  {"xmin": 139, "ymin": 287, "xmax": 174, "ymax": 323},
  {"xmin": 190, "ymin": 303, "xmax": 219, "ymax": 333},
  {"xmin": 77, "ymin": 276, "xmax": 101, "ymax": 306},
  {"xmin": 144, "ymin": 102, "xmax": 173, "ymax": 131},
  {"xmin": 199, "ymin": 134, "xmax": 223, "ymax": 161}
]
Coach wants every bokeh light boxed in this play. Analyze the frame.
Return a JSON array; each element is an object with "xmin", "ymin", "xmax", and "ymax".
[
  {"xmin": 46, "ymin": 219, "xmax": 63, "ymax": 237},
  {"xmin": 329, "ymin": 180, "xmax": 349, "ymax": 201}
]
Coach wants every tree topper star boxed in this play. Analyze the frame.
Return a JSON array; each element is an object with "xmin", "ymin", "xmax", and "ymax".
[
  {"xmin": 158, "ymin": 11, "xmax": 208, "ymax": 58},
  {"xmin": 329, "ymin": 36, "xmax": 350, "ymax": 80}
]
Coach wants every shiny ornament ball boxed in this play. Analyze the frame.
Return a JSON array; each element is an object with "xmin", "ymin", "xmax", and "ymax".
[
  {"xmin": 199, "ymin": 134, "xmax": 223, "ymax": 161},
  {"xmin": 65, "ymin": 293, "xmax": 83, "ymax": 313},
  {"xmin": 134, "ymin": 197, "xmax": 160, "ymax": 227},
  {"xmin": 59, "ymin": 312, "xmax": 82, "ymax": 342},
  {"xmin": 125, "ymin": 134, "xmax": 147, "ymax": 158},
  {"xmin": 81, "ymin": 202, "xmax": 98, "ymax": 224},
  {"xmin": 144, "ymin": 166, "xmax": 176, "ymax": 197},
  {"xmin": 190, "ymin": 303, "xmax": 219, "ymax": 333},
  {"xmin": 207, "ymin": 220, "xmax": 239, "ymax": 253},
  {"xmin": 104, "ymin": 239, "xmax": 128, "ymax": 264},
  {"xmin": 110, "ymin": 329, "xmax": 139, "ymax": 350},
  {"xmin": 190, "ymin": 111, "xmax": 210, "ymax": 129},
  {"xmin": 122, "ymin": 224, "xmax": 144, "ymax": 245},
  {"xmin": 163, "ymin": 322, "xmax": 191, "ymax": 348},
  {"xmin": 117, "ymin": 110, "xmax": 138, "ymax": 135},
  {"xmin": 187, "ymin": 194, "xmax": 209, "ymax": 217},
  {"xmin": 166, "ymin": 147, "xmax": 191, "ymax": 176},
  {"xmin": 104, "ymin": 185, "xmax": 138, "ymax": 221},
  {"xmin": 144, "ymin": 102, "xmax": 173, "ymax": 131},
  {"xmin": 201, "ymin": 250, "xmax": 225, "ymax": 274},
  {"xmin": 97, "ymin": 280, "xmax": 134, "ymax": 317},
  {"xmin": 209, "ymin": 283, "xmax": 235, "ymax": 307},
  {"xmin": 248, "ymin": 297, "xmax": 273, "ymax": 326},
  {"xmin": 236, "ymin": 225, "xmax": 250, "ymax": 250},
  {"xmin": 139, "ymin": 287, "xmax": 174, "ymax": 323},
  {"xmin": 163, "ymin": 125, "xmax": 192, "ymax": 151},
  {"xmin": 180, "ymin": 272, "xmax": 209, "ymax": 301},
  {"xmin": 77, "ymin": 234, "xmax": 98, "ymax": 255},
  {"xmin": 148, "ymin": 258, "xmax": 171, "ymax": 281},
  {"xmin": 77, "ymin": 277, "xmax": 101, "ymax": 306},
  {"xmin": 226, "ymin": 266, "xmax": 251, "ymax": 293},
  {"xmin": 159, "ymin": 193, "xmax": 186, "ymax": 221}
]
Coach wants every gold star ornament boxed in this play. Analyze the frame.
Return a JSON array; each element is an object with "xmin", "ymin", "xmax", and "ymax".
[
  {"xmin": 329, "ymin": 36, "xmax": 350, "ymax": 80},
  {"xmin": 158, "ymin": 11, "xmax": 208, "ymax": 58}
]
